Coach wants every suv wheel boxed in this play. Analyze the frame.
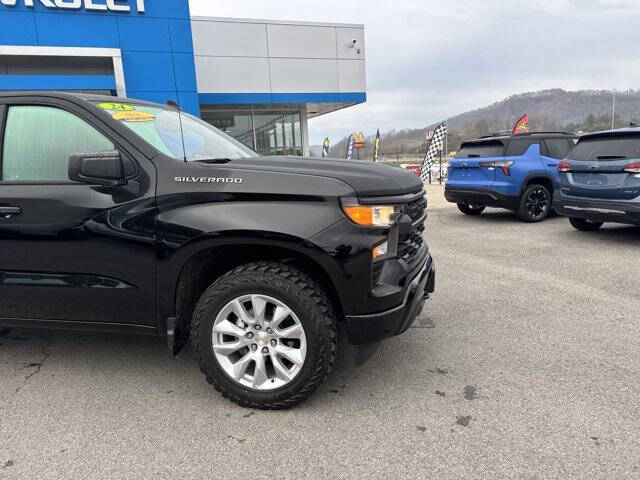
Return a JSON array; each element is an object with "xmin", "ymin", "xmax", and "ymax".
[
  {"xmin": 457, "ymin": 204, "xmax": 485, "ymax": 215},
  {"xmin": 517, "ymin": 184, "xmax": 551, "ymax": 222},
  {"xmin": 192, "ymin": 262, "xmax": 337, "ymax": 409},
  {"xmin": 569, "ymin": 217, "xmax": 604, "ymax": 231}
]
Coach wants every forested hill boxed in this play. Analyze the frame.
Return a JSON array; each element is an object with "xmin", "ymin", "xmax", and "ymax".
[{"xmin": 323, "ymin": 89, "xmax": 640, "ymax": 157}]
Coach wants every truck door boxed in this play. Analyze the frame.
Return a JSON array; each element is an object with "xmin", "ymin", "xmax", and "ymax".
[{"xmin": 0, "ymin": 100, "xmax": 157, "ymax": 328}]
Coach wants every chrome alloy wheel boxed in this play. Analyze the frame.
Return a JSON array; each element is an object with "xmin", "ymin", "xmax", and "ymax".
[{"xmin": 211, "ymin": 294, "xmax": 307, "ymax": 391}]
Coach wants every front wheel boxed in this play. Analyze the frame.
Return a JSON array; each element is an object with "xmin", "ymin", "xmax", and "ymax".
[
  {"xmin": 457, "ymin": 204, "xmax": 486, "ymax": 215},
  {"xmin": 516, "ymin": 184, "xmax": 551, "ymax": 222},
  {"xmin": 569, "ymin": 217, "xmax": 604, "ymax": 231},
  {"xmin": 192, "ymin": 262, "xmax": 337, "ymax": 409}
]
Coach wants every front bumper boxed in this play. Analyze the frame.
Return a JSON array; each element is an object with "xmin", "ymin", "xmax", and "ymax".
[
  {"xmin": 345, "ymin": 254, "xmax": 435, "ymax": 345},
  {"xmin": 553, "ymin": 194, "xmax": 640, "ymax": 225},
  {"xmin": 444, "ymin": 186, "xmax": 520, "ymax": 209}
]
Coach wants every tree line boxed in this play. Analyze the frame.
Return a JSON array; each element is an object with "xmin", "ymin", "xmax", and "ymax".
[{"xmin": 324, "ymin": 113, "xmax": 638, "ymax": 159}]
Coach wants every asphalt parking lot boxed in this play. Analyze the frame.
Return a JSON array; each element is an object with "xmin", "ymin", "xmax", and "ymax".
[{"xmin": 1, "ymin": 185, "xmax": 639, "ymax": 479}]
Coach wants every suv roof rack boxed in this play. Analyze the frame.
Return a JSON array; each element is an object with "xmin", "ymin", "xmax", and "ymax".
[
  {"xmin": 512, "ymin": 131, "xmax": 576, "ymax": 136},
  {"xmin": 478, "ymin": 131, "xmax": 512, "ymax": 138},
  {"xmin": 478, "ymin": 131, "xmax": 576, "ymax": 139}
]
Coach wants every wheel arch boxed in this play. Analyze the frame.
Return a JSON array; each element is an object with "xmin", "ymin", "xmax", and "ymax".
[
  {"xmin": 519, "ymin": 174, "xmax": 555, "ymax": 197},
  {"xmin": 161, "ymin": 234, "xmax": 346, "ymax": 347}
]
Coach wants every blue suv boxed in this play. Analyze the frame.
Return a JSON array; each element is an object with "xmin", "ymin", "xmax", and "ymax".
[
  {"xmin": 445, "ymin": 132, "xmax": 577, "ymax": 222},
  {"xmin": 554, "ymin": 128, "xmax": 640, "ymax": 231}
]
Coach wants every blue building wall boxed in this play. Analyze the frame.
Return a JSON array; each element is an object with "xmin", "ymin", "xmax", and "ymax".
[{"xmin": 0, "ymin": 0, "xmax": 199, "ymax": 115}]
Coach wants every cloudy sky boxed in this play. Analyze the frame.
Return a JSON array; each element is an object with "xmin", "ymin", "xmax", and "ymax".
[{"xmin": 190, "ymin": 0, "xmax": 640, "ymax": 145}]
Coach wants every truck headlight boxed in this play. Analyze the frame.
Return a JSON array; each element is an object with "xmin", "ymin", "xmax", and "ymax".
[{"xmin": 341, "ymin": 202, "xmax": 399, "ymax": 227}]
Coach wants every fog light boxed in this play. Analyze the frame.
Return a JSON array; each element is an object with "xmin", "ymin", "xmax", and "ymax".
[{"xmin": 373, "ymin": 241, "xmax": 388, "ymax": 260}]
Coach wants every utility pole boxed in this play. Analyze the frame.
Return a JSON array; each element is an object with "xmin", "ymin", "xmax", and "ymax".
[{"xmin": 612, "ymin": 89, "xmax": 617, "ymax": 130}]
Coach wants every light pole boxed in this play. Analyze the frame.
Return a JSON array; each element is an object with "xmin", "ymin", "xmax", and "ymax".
[{"xmin": 612, "ymin": 89, "xmax": 617, "ymax": 130}]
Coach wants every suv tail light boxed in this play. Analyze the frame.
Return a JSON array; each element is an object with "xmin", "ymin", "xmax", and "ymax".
[
  {"xmin": 558, "ymin": 161, "xmax": 572, "ymax": 173},
  {"xmin": 479, "ymin": 160, "xmax": 514, "ymax": 175},
  {"xmin": 623, "ymin": 162, "xmax": 640, "ymax": 173}
]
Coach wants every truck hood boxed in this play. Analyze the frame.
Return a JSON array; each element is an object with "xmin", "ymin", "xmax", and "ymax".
[{"xmin": 219, "ymin": 156, "xmax": 424, "ymax": 197}]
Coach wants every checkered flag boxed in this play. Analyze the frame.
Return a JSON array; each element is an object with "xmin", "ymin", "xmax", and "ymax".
[{"xmin": 420, "ymin": 122, "xmax": 447, "ymax": 183}]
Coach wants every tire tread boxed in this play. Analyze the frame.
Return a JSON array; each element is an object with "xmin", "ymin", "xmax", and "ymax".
[
  {"xmin": 191, "ymin": 262, "xmax": 337, "ymax": 410},
  {"xmin": 516, "ymin": 184, "xmax": 551, "ymax": 223}
]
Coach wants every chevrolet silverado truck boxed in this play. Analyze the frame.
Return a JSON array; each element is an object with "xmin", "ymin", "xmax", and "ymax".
[{"xmin": 0, "ymin": 92, "xmax": 435, "ymax": 409}]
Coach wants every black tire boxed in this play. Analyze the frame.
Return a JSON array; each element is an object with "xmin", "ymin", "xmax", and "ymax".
[
  {"xmin": 192, "ymin": 262, "xmax": 337, "ymax": 410},
  {"xmin": 516, "ymin": 184, "xmax": 552, "ymax": 222},
  {"xmin": 569, "ymin": 217, "xmax": 604, "ymax": 231},
  {"xmin": 457, "ymin": 204, "xmax": 485, "ymax": 215}
]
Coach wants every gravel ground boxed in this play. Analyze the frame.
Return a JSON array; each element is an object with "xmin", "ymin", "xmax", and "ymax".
[{"xmin": 1, "ymin": 185, "xmax": 639, "ymax": 479}]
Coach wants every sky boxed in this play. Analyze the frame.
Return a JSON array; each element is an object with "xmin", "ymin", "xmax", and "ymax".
[{"xmin": 189, "ymin": 0, "xmax": 640, "ymax": 145}]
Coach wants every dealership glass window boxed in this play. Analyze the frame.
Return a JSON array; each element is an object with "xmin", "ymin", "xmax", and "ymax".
[
  {"xmin": 202, "ymin": 110, "xmax": 303, "ymax": 156},
  {"xmin": 201, "ymin": 111, "xmax": 255, "ymax": 150},
  {"xmin": 254, "ymin": 112, "xmax": 302, "ymax": 156},
  {"xmin": 2, "ymin": 106, "xmax": 114, "ymax": 182}
]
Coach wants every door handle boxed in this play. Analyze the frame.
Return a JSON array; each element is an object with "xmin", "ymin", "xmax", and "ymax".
[
  {"xmin": 547, "ymin": 163, "xmax": 558, "ymax": 167},
  {"xmin": 0, "ymin": 206, "xmax": 21, "ymax": 218}
]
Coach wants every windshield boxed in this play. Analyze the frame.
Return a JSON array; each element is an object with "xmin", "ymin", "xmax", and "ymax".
[
  {"xmin": 96, "ymin": 102, "xmax": 259, "ymax": 161},
  {"xmin": 567, "ymin": 135, "xmax": 640, "ymax": 161}
]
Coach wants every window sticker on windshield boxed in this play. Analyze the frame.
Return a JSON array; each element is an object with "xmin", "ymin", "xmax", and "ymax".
[
  {"xmin": 112, "ymin": 111, "xmax": 156, "ymax": 122},
  {"xmin": 99, "ymin": 102, "xmax": 135, "ymax": 112}
]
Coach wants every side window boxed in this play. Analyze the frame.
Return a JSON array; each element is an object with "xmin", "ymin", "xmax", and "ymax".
[
  {"xmin": 505, "ymin": 138, "xmax": 538, "ymax": 157},
  {"xmin": 543, "ymin": 138, "xmax": 573, "ymax": 159},
  {"xmin": 2, "ymin": 105, "xmax": 114, "ymax": 182}
]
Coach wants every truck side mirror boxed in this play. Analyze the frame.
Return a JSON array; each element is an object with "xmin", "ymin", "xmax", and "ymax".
[{"xmin": 68, "ymin": 151, "xmax": 126, "ymax": 186}]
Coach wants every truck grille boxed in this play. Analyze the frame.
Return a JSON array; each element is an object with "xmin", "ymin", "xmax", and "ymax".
[
  {"xmin": 405, "ymin": 195, "xmax": 427, "ymax": 223},
  {"xmin": 397, "ymin": 224, "xmax": 426, "ymax": 265},
  {"xmin": 398, "ymin": 192, "xmax": 427, "ymax": 267},
  {"xmin": 371, "ymin": 190, "xmax": 427, "ymax": 286}
]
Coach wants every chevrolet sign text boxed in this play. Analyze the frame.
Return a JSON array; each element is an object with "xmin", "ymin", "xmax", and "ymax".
[{"xmin": 0, "ymin": 0, "xmax": 145, "ymax": 13}]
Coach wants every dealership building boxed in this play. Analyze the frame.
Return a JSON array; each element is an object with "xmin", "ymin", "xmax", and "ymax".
[{"xmin": 0, "ymin": 0, "xmax": 366, "ymax": 156}]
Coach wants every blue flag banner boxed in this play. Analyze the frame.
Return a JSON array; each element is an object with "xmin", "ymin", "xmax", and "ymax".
[
  {"xmin": 322, "ymin": 137, "xmax": 330, "ymax": 158},
  {"xmin": 346, "ymin": 134, "xmax": 355, "ymax": 160}
]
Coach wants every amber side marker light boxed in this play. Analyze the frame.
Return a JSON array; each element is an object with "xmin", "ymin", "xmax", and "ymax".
[
  {"xmin": 341, "ymin": 204, "xmax": 397, "ymax": 227},
  {"xmin": 372, "ymin": 242, "xmax": 388, "ymax": 260}
]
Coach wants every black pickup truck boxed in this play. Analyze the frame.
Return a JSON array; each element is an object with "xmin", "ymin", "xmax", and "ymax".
[{"xmin": 0, "ymin": 92, "xmax": 435, "ymax": 409}]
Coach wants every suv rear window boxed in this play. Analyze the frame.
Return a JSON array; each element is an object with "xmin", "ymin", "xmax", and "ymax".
[
  {"xmin": 455, "ymin": 141, "xmax": 504, "ymax": 158},
  {"xmin": 567, "ymin": 135, "xmax": 640, "ymax": 161}
]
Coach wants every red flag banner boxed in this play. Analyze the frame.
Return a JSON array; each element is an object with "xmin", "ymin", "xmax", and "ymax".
[{"xmin": 513, "ymin": 114, "xmax": 529, "ymax": 135}]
